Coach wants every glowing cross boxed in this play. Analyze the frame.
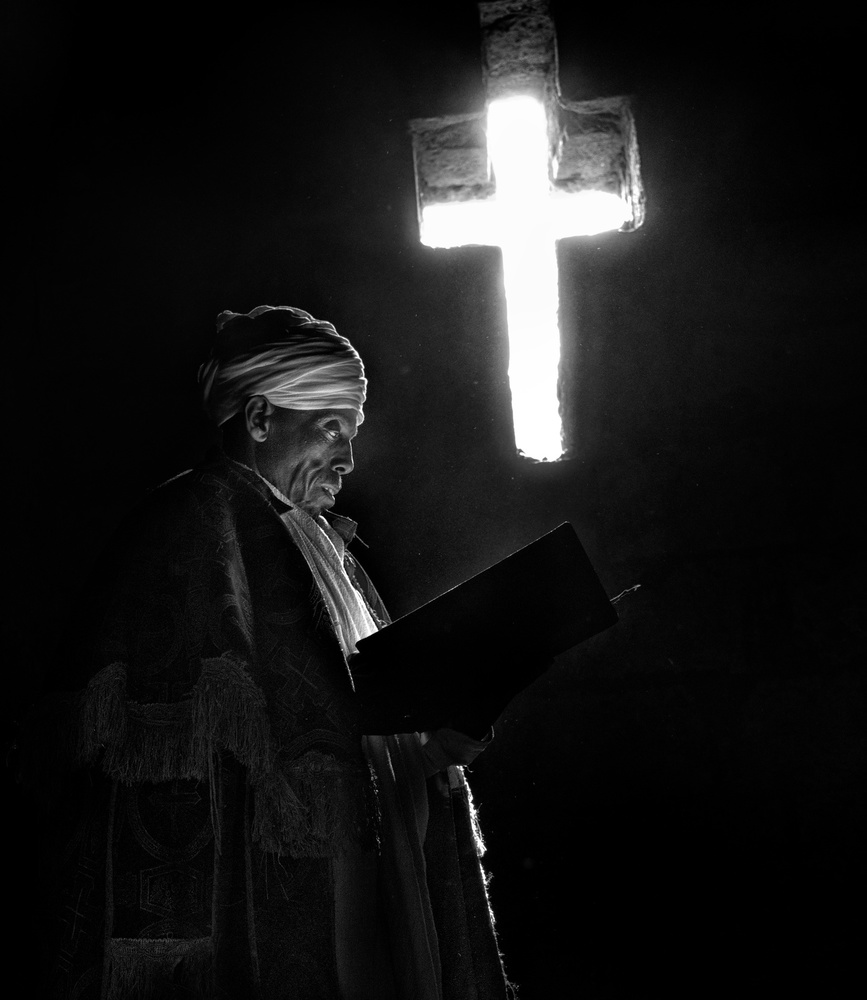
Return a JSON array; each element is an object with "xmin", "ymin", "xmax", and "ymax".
[{"xmin": 410, "ymin": 0, "xmax": 644, "ymax": 460}]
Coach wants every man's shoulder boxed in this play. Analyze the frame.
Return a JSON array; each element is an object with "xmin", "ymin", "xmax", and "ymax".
[
  {"xmin": 120, "ymin": 453, "xmax": 276, "ymax": 544},
  {"xmin": 149, "ymin": 452, "xmax": 269, "ymax": 506}
]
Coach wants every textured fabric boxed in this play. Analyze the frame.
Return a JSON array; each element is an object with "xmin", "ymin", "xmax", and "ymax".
[
  {"xmin": 364, "ymin": 733, "xmax": 441, "ymax": 1000},
  {"xmin": 258, "ymin": 472, "xmax": 446, "ymax": 997},
  {"xmin": 198, "ymin": 305, "xmax": 367, "ymax": 426},
  {"xmin": 19, "ymin": 452, "xmax": 513, "ymax": 999}
]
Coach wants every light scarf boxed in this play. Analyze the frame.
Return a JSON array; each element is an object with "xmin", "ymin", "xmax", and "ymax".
[{"xmin": 278, "ymin": 504, "xmax": 379, "ymax": 660}]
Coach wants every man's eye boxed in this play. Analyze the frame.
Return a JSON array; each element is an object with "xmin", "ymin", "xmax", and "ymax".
[{"xmin": 322, "ymin": 427, "xmax": 340, "ymax": 441}]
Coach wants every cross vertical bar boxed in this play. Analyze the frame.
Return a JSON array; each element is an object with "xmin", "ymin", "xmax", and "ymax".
[{"xmin": 409, "ymin": 0, "xmax": 644, "ymax": 460}]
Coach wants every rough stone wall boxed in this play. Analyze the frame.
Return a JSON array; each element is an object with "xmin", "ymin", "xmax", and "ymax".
[
  {"xmin": 411, "ymin": 1, "xmax": 645, "ymax": 233},
  {"xmin": 410, "ymin": 113, "xmax": 493, "ymax": 215}
]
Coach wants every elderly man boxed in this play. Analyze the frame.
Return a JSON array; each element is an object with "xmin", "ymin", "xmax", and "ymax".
[{"xmin": 22, "ymin": 306, "xmax": 513, "ymax": 999}]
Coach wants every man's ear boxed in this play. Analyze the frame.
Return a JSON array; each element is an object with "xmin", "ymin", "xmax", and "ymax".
[{"xmin": 244, "ymin": 395, "xmax": 273, "ymax": 443}]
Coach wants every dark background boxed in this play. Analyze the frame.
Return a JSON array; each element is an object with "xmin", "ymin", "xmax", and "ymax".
[{"xmin": 5, "ymin": 1, "xmax": 865, "ymax": 996}]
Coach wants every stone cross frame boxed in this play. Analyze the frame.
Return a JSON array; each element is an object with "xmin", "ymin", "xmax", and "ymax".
[{"xmin": 409, "ymin": 0, "xmax": 645, "ymax": 461}]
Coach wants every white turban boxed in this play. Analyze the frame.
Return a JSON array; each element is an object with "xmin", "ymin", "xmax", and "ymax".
[{"xmin": 198, "ymin": 305, "xmax": 367, "ymax": 427}]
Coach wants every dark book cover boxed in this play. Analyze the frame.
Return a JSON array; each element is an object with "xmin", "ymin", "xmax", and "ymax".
[{"xmin": 354, "ymin": 523, "xmax": 618, "ymax": 736}]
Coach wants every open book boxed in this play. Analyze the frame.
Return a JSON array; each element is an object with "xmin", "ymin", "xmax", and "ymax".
[{"xmin": 353, "ymin": 522, "xmax": 618, "ymax": 737}]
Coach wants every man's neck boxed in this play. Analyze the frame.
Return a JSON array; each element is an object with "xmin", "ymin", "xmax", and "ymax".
[{"xmin": 221, "ymin": 432, "xmax": 257, "ymax": 472}]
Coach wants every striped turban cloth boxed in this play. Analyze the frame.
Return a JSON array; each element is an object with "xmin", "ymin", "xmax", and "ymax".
[{"xmin": 198, "ymin": 305, "xmax": 367, "ymax": 427}]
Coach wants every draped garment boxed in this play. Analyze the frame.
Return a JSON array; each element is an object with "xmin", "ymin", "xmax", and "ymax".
[{"xmin": 19, "ymin": 452, "xmax": 513, "ymax": 1000}]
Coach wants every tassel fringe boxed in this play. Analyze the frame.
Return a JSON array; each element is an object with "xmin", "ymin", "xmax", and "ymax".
[
  {"xmin": 18, "ymin": 656, "xmax": 378, "ymax": 857},
  {"xmin": 70, "ymin": 656, "xmax": 272, "ymax": 784},
  {"xmin": 79, "ymin": 661, "xmax": 128, "ymax": 759},
  {"xmin": 104, "ymin": 936, "xmax": 213, "ymax": 1000}
]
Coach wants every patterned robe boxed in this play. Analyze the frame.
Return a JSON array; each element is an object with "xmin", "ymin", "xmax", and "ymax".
[{"xmin": 19, "ymin": 452, "xmax": 513, "ymax": 999}]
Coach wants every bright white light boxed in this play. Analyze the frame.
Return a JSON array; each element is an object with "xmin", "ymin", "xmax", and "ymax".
[
  {"xmin": 549, "ymin": 188, "xmax": 630, "ymax": 238},
  {"xmin": 487, "ymin": 96, "xmax": 550, "ymax": 202},
  {"xmin": 501, "ymin": 239, "xmax": 563, "ymax": 459},
  {"xmin": 420, "ymin": 200, "xmax": 499, "ymax": 248},
  {"xmin": 421, "ymin": 189, "xmax": 629, "ymax": 248},
  {"xmin": 485, "ymin": 97, "xmax": 562, "ymax": 459},
  {"xmin": 418, "ymin": 94, "xmax": 629, "ymax": 460},
  {"xmin": 488, "ymin": 97, "xmax": 563, "ymax": 459}
]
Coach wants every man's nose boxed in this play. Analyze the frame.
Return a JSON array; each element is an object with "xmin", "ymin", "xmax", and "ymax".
[{"xmin": 332, "ymin": 440, "xmax": 354, "ymax": 475}]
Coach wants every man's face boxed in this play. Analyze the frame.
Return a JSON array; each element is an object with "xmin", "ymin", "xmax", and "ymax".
[{"xmin": 256, "ymin": 406, "xmax": 359, "ymax": 517}]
